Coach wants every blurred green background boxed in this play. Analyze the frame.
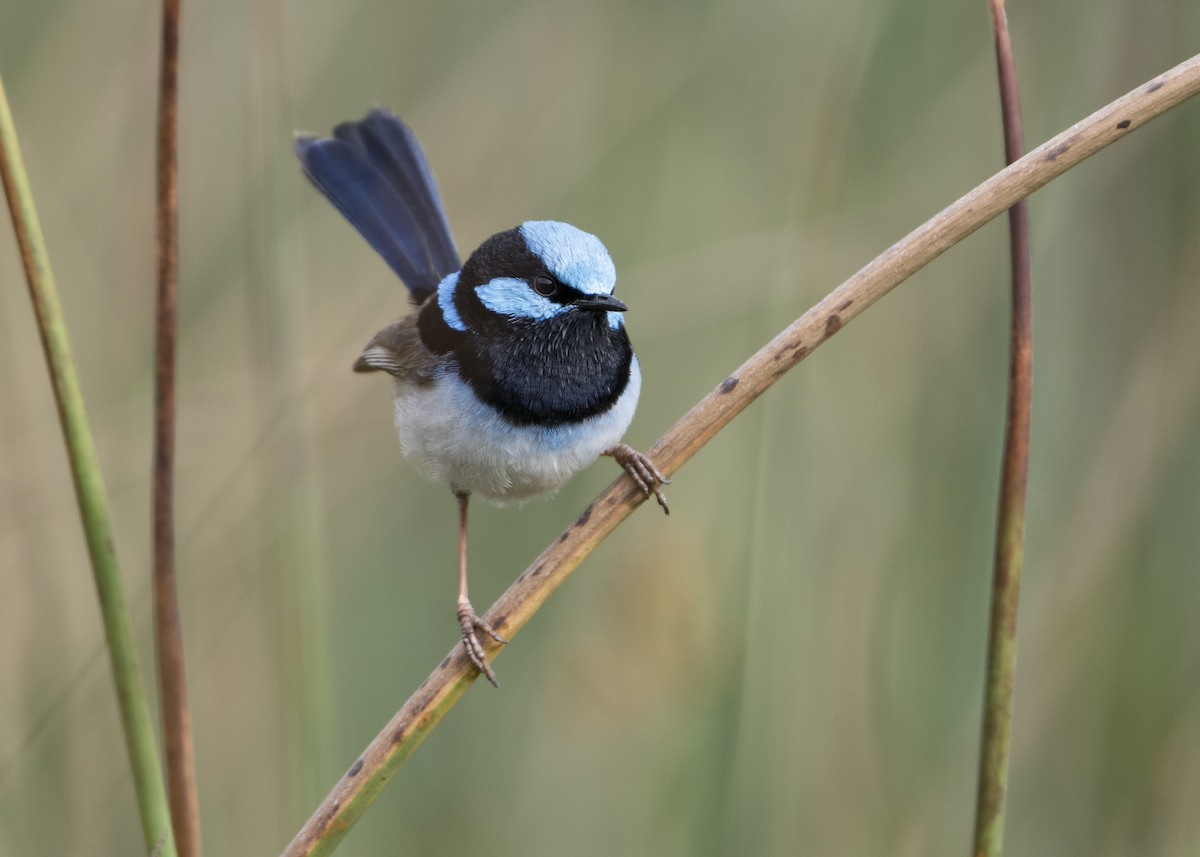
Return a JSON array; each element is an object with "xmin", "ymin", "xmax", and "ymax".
[{"xmin": 2, "ymin": 0, "xmax": 1199, "ymax": 854}]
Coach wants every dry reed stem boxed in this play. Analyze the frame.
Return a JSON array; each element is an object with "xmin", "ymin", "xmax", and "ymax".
[
  {"xmin": 282, "ymin": 55, "xmax": 1200, "ymax": 857},
  {"xmin": 152, "ymin": 0, "xmax": 202, "ymax": 854}
]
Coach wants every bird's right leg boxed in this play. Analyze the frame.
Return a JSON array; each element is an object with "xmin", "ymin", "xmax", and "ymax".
[{"xmin": 454, "ymin": 490, "xmax": 507, "ymax": 686}]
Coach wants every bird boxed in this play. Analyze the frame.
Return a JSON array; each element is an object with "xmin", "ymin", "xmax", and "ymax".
[{"xmin": 294, "ymin": 108, "xmax": 669, "ymax": 686}]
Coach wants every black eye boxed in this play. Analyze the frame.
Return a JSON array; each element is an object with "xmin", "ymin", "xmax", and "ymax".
[{"xmin": 532, "ymin": 275, "xmax": 556, "ymax": 296}]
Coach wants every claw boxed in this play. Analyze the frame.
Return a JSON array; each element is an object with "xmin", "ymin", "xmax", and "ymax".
[
  {"xmin": 605, "ymin": 443, "xmax": 671, "ymax": 514},
  {"xmin": 458, "ymin": 602, "xmax": 507, "ymax": 687}
]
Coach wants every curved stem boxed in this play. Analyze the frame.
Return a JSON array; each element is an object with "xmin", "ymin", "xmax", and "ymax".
[{"xmin": 281, "ymin": 54, "xmax": 1200, "ymax": 857}]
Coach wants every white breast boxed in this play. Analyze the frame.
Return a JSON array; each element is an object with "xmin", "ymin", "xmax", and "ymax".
[{"xmin": 391, "ymin": 357, "xmax": 642, "ymax": 502}]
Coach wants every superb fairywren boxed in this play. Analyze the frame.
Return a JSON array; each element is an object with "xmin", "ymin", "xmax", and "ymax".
[{"xmin": 295, "ymin": 109, "xmax": 669, "ymax": 685}]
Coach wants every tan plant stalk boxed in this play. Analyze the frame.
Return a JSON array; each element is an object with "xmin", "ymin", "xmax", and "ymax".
[{"xmin": 282, "ymin": 55, "xmax": 1200, "ymax": 857}]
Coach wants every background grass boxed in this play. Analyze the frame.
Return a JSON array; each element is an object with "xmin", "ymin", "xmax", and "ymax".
[{"xmin": 2, "ymin": 0, "xmax": 1200, "ymax": 854}]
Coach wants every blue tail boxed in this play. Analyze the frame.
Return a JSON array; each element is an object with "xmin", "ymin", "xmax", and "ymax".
[{"xmin": 295, "ymin": 109, "xmax": 460, "ymax": 304}]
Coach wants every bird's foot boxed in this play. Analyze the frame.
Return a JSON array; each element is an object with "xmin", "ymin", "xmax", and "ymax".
[
  {"xmin": 605, "ymin": 443, "xmax": 671, "ymax": 514},
  {"xmin": 457, "ymin": 601, "xmax": 507, "ymax": 687}
]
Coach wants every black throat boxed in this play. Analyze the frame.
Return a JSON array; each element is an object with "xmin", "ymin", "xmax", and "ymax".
[{"xmin": 419, "ymin": 301, "xmax": 633, "ymax": 427}]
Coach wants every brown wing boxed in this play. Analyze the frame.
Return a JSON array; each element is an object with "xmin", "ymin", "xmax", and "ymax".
[{"xmin": 352, "ymin": 308, "xmax": 443, "ymax": 384}]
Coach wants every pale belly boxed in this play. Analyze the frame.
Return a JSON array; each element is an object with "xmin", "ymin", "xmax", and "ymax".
[{"xmin": 391, "ymin": 357, "xmax": 641, "ymax": 502}]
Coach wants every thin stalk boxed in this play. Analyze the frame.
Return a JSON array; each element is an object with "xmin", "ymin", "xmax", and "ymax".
[
  {"xmin": 0, "ymin": 76, "xmax": 178, "ymax": 857},
  {"xmin": 281, "ymin": 55, "xmax": 1200, "ymax": 857},
  {"xmin": 972, "ymin": 2, "xmax": 1032, "ymax": 855},
  {"xmin": 153, "ymin": 0, "xmax": 202, "ymax": 854}
]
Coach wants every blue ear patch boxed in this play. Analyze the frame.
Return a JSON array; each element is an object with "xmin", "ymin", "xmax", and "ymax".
[
  {"xmin": 476, "ymin": 277, "xmax": 567, "ymax": 322},
  {"xmin": 437, "ymin": 272, "xmax": 467, "ymax": 331},
  {"xmin": 520, "ymin": 221, "xmax": 616, "ymax": 297}
]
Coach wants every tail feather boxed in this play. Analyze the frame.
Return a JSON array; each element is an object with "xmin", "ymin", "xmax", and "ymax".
[
  {"xmin": 296, "ymin": 109, "xmax": 460, "ymax": 303},
  {"xmin": 334, "ymin": 112, "xmax": 460, "ymax": 279}
]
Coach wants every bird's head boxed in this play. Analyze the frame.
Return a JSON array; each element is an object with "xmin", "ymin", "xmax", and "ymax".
[{"xmin": 437, "ymin": 221, "xmax": 626, "ymax": 334}]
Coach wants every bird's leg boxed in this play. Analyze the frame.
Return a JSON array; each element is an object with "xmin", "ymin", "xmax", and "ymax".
[
  {"xmin": 604, "ymin": 444, "xmax": 671, "ymax": 514},
  {"xmin": 454, "ymin": 490, "xmax": 506, "ymax": 687}
]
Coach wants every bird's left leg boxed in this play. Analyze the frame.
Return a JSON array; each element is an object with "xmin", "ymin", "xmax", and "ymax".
[
  {"xmin": 454, "ymin": 490, "xmax": 507, "ymax": 686},
  {"xmin": 604, "ymin": 444, "xmax": 671, "ymax": 514}
]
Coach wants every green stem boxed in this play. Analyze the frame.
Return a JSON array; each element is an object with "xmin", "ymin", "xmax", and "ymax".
[
  {"xmin": 0, "ymin": 75, "xmax": 178, "ymax": 857},
  {"xmin": 973, "ymin": 2, "xmax": 1032, "ymax": 854}
]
